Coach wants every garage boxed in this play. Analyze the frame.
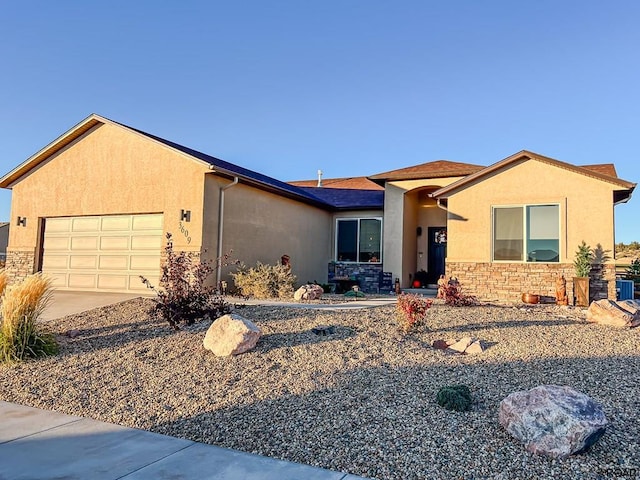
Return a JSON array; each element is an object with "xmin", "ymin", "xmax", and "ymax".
[{"xmin": 41, "ymin": 213, "xmax": 163, "ymax": 293}]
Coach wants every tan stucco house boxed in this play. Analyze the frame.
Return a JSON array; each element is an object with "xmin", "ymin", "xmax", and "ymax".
[{"xmin": 0, "ymin": 114, "xmax": 635, "ymax": 302}]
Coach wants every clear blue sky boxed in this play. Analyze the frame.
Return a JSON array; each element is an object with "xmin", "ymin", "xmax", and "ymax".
[{"xmin": 1, "ymin": 1, "xmax": 638, "ymax": 242}]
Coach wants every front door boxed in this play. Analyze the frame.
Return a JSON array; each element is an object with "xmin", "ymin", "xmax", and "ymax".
[{"xmin": 427, "ymin": 227, "xmax": 447, "ymax": 285}]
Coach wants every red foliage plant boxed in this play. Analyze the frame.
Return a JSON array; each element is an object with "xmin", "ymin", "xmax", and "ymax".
[{"xmin": 396, "ymin": 293, "xmax": 433, "ymax": 333}]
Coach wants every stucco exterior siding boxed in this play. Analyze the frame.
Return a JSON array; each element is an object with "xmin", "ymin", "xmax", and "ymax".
[
  {"xmin": 445, "ymin": 159, "xmax": 617, "ymax": 264},
  {"xmin": 8, "ymin": 123, "xmax": 210, "ymax": 254},
  {"xmin": 216, "ymin": 181, "xmax": 332, "ymax": 286}
]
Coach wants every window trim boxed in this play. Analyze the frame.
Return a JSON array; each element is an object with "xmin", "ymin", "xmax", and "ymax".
[
  {"xmin": 491, "ymin": 203, "xmax": 561, "ymax": 263},
  {"xmin": 334, "ymin": 216, "xmax": 383, "ymax": 263}
]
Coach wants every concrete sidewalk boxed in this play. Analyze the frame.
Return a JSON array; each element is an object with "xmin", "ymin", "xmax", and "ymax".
[{"xmin": 0, "ymin": 401, "xmax": 367, "ymax": 480}]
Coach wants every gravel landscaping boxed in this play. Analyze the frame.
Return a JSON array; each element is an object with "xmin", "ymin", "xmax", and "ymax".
[{"xmin": 1, "ymin": 297, "xmax": 639, "ymax": 480}]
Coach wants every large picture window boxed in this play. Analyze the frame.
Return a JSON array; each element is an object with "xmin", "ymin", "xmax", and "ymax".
[
  {"xmin": 493, "ymin": 204, "xmax": 559, "ymax": 262},
  {"xmin": 336, "ymin": 218, "xmax": 382, "ymax": 263}
]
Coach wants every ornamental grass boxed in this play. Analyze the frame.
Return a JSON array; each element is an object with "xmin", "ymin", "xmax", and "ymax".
[{"xmin": 0, "ymin": 273, "xmax": 57, "ymax": 363}]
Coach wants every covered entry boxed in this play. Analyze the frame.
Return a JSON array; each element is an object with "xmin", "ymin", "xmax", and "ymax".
[{"xmin": 41, "ymin": 213, "xmax": 163, "ymax": 292}]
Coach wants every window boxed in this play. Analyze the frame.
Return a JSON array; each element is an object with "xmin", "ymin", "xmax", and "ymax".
[
  {"xmin": 493, "ymin": 205, "xmax": 559, "ymax": 262},
  {"xmin": 336, "ymin": 218, "xmax": 382, "ymax": 263}
]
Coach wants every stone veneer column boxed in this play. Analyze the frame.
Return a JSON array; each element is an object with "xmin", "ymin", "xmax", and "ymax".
[{"xmin": 5, "ymin": 248, "xmax": 36, "ymax": 285}]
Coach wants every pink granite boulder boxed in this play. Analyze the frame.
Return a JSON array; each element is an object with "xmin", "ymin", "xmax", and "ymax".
[
  {"xmin": 499, "ymin": 385, "xmax": 607, "ymax": 458},
  {"xmin": 586, "ymin": 299, "xmax": 640, "ymax": 327}
]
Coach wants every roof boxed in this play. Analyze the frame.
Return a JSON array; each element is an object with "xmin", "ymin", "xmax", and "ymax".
[
  {"xmin": 289, "ymin": 176, "xmax": 384, "ymax": 191},
  {"xmin": 581, "ymin": 164, "xmax": 618, "ymax": 177},
  {"xmin": 297, "ymin": 187, "xmax": 384, "ymax": 210},
  {"xmin": 0, "ymin": 114, "xmax": 373, "ymax": 211},
  {"xmin": 368, "ymin": 160, "xmax": 484, "ymax": 183},
  {"xmin": 431, "ymin": 150, "xmax": 636, "ymax": 203}
]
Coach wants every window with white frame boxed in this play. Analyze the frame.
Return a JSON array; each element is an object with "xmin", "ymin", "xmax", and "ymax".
[
  {"xmin": 493, "ymin": 204, "xmax": 560, "ymax": 262},
  {"xmin": 336, "ymin": 218, "xmax": 382, "ymax": 263}
]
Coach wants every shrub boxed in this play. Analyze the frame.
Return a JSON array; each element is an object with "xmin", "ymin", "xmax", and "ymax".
[
  {"xmin": 396, "ymin": 293, "xmax": 432, "ymax": 333},
  {"xmin": 626, "ymin": 258, "xmax": 640, "ymax": 277},
  {"xmin": 140, "ymin": 233, "xmax": 232, "ymax": 330},
  {"xmin": 0, "ymin": 273, "xmax": 57, "ymax": 363},
  {"xmin": 231, "ymin": 262, "xmax": 296, "ymax": 299},
  {"xmin": 443, "ymin": 279, "xmax": 478, "ymax": 307},
  {"xmin": 436, "ymin": 385, "xmax": 472, "ymax": 412},
  {"xmin": 574, "ymin": 241, "xmax": 594, "ymax": 278}
]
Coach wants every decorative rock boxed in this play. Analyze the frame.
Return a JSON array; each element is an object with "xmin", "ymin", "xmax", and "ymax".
[
  {"xmin": 448, "ymin": 336, "xmax": 473, "ymax": 353},
  {"xmin": 65, "ymin": 329, "xmax": 80, "ymax": 338},
  {"xmin": 464, "ymin": 340, "xmax": 485, "ymax": 355},
  {"xmin": 294, "ymin": 284, "xmax": 324, "ymax": 301},
  {"xmin": 203, "ymin": 313, "xmax": 261, "ymax": 356},
  {"xmin": 586, "ymin": 299, "xmax": 640, "ymax": 327},
  {"xmin": 499, "ymin": 385, "xmax": 608, "ymax": 458}
]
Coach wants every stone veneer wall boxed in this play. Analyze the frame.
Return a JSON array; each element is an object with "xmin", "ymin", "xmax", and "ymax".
[
  {"xmin": 5, "ymin": 249, "xmax": 36, "ymax": 285},
  {"xmin": 328, "ymin": 262, "xmax": 384, "ymax": 293},
  {"xmin": 446, "ymin": 262, "xmax": 616, "ymax": 303}
]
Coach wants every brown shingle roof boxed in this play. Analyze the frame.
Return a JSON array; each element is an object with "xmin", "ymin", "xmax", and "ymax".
[
  {"xmin": 288, "ymin": 176, "xmax": 384, "ymax": 191},
  {"xmin": 580, "ymin": 164, "xmax": 617, "ymax": 177},
  {"xmin": 368, "ymin": 160, "xmax": 484, "ymax": 182}
]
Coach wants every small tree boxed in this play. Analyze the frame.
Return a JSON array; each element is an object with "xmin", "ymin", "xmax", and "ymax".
[
  {"xmin": 140, "ymin": 233, "xmax": 233, "ymax": 330},
  {"xmin": 574, "ymin": 241, "xmax": 594, "ymax": 278}
]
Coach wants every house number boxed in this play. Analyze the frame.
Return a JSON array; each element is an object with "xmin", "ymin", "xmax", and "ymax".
[{"xmin": 179, "ymin": 221, "xmax": 192, "ymax": 244}]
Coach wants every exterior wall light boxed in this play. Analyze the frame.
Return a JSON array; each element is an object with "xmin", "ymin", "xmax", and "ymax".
[
  {"xmin": 16, "ymin": 216, "xmax": 27, "ymax": 227},
  {"xmin": 180, "ymin": 209, "xmax": 191, "ymax": 222}
]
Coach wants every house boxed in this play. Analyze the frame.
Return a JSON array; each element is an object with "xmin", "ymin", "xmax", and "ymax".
[
  {"xmin": 0, "ymin": 222, "xmax": 9, "ymax": 265},
  {"xmin": 0, "ymin": 114, "xmax": 635, "ymax": 302}
]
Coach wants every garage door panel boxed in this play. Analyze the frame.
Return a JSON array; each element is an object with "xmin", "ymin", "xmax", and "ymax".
[
  {"xmin": 42, "ymin": 255, "xmax": 68, "ymax": 269},
  {"xmin": 131, "ymin": 235, "xmax": 162, "ymax": 250},
  {"xmin": 129, "ymin": 275, "xmax": 157, "ymax": 290},
  {"xmin": 43, "ymin": 237, "xmax": 69, "ymax": 250},
  {"xmin": 45, "ymin": 218, "xmax": 72, "ymax": 233},
  {"xmin": 101, "ymin": 216, "xmax": 131, "ymax": 231},
  {"xmin": 72, "ymin": 217, "xmax": 101, "ymax": 232},
  {"xmin": 100, "ymin": 236, "xmax": 129, "ymax": 250},
  {"xmin": 97, "ymin": 275, "xmax": 128, "ymax": 290},
  {"xmin": 70, "ymin": 236, "xmax": 99, "ymax": 250},
  {"xmin": 69, "ymin": 256, "xmax": 98, "ymax": 269},
  {"xmin": 42, "ymin": 213, "xmax": 163, "ymax": 293},
  {"xmin": 68, "ymin": 274, "xmax": 97, "ymax": 289},
  {"xmin": 132, "ymin": 214, "xmax": 164, "ymax": 231},
  {"xmin": 98, "ymin": 255, "xmax": 129, "ymax": 270},
  {"xmin": 130, "ymin": 255, "xmax": 160, "ymax": 270}
]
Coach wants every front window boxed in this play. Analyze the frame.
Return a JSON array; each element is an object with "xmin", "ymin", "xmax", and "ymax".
[
  {"xmin": 336, "ymin": 218, "xmax": 382, "ymax": 262},
  {"xmin": 493, "ymin": 204, "xmax": 559, "ymax": 262}
]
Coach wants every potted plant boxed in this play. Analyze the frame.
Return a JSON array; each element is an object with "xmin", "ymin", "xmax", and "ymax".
[{"xmin": 573, "ymin": 241, "xmax": 594, "ymax": 306}]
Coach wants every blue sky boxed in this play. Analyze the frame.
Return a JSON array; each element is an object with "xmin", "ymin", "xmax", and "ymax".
[{"xmin": 1, "ymin": 1, "xmax": 638, "ymax": 242}]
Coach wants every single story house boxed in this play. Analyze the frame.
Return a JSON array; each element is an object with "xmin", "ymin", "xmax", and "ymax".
[{"xmin": 0, "ymin": 114, "xmax": 635, "ymax": 302}]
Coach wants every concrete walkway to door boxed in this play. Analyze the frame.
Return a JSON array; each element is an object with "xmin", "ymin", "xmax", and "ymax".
[{"xmin": 40, "ymin": 290, "xmax": 144, "ymax": 321}]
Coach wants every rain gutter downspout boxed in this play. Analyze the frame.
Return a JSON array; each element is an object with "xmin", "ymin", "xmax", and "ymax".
[
  {"xmin": 216, "ymin": 176, "xmax": 239, "ymax": 286},
  {"xmin": 436, "ymin": 197, "xmax": 448, "ymax": 213}
]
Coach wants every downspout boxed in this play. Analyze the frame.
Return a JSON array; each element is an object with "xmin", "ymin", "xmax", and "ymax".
[
  {"xmin": 216, "ymin": 176, "xmax": 239, "ymax": 286},
  {"xmin": 435, "ymin": 197, "xmax": 448, "ymax": 213}
]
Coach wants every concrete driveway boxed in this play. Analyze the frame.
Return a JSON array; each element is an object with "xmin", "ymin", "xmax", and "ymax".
[{"xmin": 41, "ymin": 290, "xmax": 145, "ymax": 321}]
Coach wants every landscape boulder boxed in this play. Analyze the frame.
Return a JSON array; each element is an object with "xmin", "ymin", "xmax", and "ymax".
[
  {"xmin": 294, "ymin": 284, "xmax": 324, "ymax": 301},
  {"xmin": 586, "ymin": 299, "xmax": 640, "ymax": 327},
  {"xmin": 203, "ymin": 313, "xmax": 261, "ymax": 356},
  {"xmin": 499, "ymin": 385, "xmax": 608, "ymax": 458}
]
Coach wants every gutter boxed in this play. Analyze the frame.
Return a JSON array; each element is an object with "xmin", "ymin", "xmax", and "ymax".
[{"xmin": 216, "ymin": 176, "xmax": 239, "ymax": 286}]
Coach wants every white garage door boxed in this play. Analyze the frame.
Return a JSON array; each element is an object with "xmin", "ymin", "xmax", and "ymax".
[{"xmin": 42, "ymin": 213, "xmax": 163, "ymax": 293}]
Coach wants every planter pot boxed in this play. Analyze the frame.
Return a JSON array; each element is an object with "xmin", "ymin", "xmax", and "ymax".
[
  {"xmin": 412, "ymin": 280, "xmax": 421, "ymax": 288},
  {"xmin": 522, "ymin": 293, "xmax": 540, "ymax": 304},
  {"xmin": 573, "ymin": 277, "xmax": 590, "ymax": 307}
]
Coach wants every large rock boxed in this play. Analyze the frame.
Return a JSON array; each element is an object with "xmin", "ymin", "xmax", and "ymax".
[
  {"xmin": 294, "ymin": 284, "xmax": 324, "ymax": 301},
  {"xmin": 499, "ymin": 385, "xmax": 608, "ymax": 458},
  {"xmin": 586, "ymin": 299, "xmax": 640, "ymax": 327},
  {"xmin": 203, "ymin": 313, "xmax": 261, "ymax": 356}
]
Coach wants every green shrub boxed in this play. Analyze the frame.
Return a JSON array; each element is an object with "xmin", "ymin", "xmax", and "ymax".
[
  {"xmin": 626, "ymin": 258, "xmax": 640, "ymax": 277},
  {"xmin": 140, "ymin": 233, "xmax": 232, "ymax": 330},
  {"xmin": 396, "ymin": 293, "xmax": 432, "ymax": 333},
  {"xmin": 436, "ymin": 385, "xmax": 472, "ymax": 412},
  {"xmin": 574, "ymin": 241, "xmax": 594, "ymax": 278},
  {"xmin": 0, "ymin": 273, "xmax": 57, "ymax": 363},
  {"xmin": 231, "ymin": 262, "xmax": 296, "ymax": 299}
]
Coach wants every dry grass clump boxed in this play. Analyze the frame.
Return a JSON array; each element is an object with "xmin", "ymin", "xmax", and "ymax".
[
  {"xmin": 231, "ymin": 262, "xmax": 296, "ymax": 299},
  {"xmin": 0, "ymin": 270, "xmax": 8, "ymax": 297},
  {"xmin": 0, "ymin": 273, "xmax": 57, "ymax": 363}
]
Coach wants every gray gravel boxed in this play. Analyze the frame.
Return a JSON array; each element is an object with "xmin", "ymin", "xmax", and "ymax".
[{"xmin": 1, "ymin": 297, "xmax": 639, "ymax": 480}]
